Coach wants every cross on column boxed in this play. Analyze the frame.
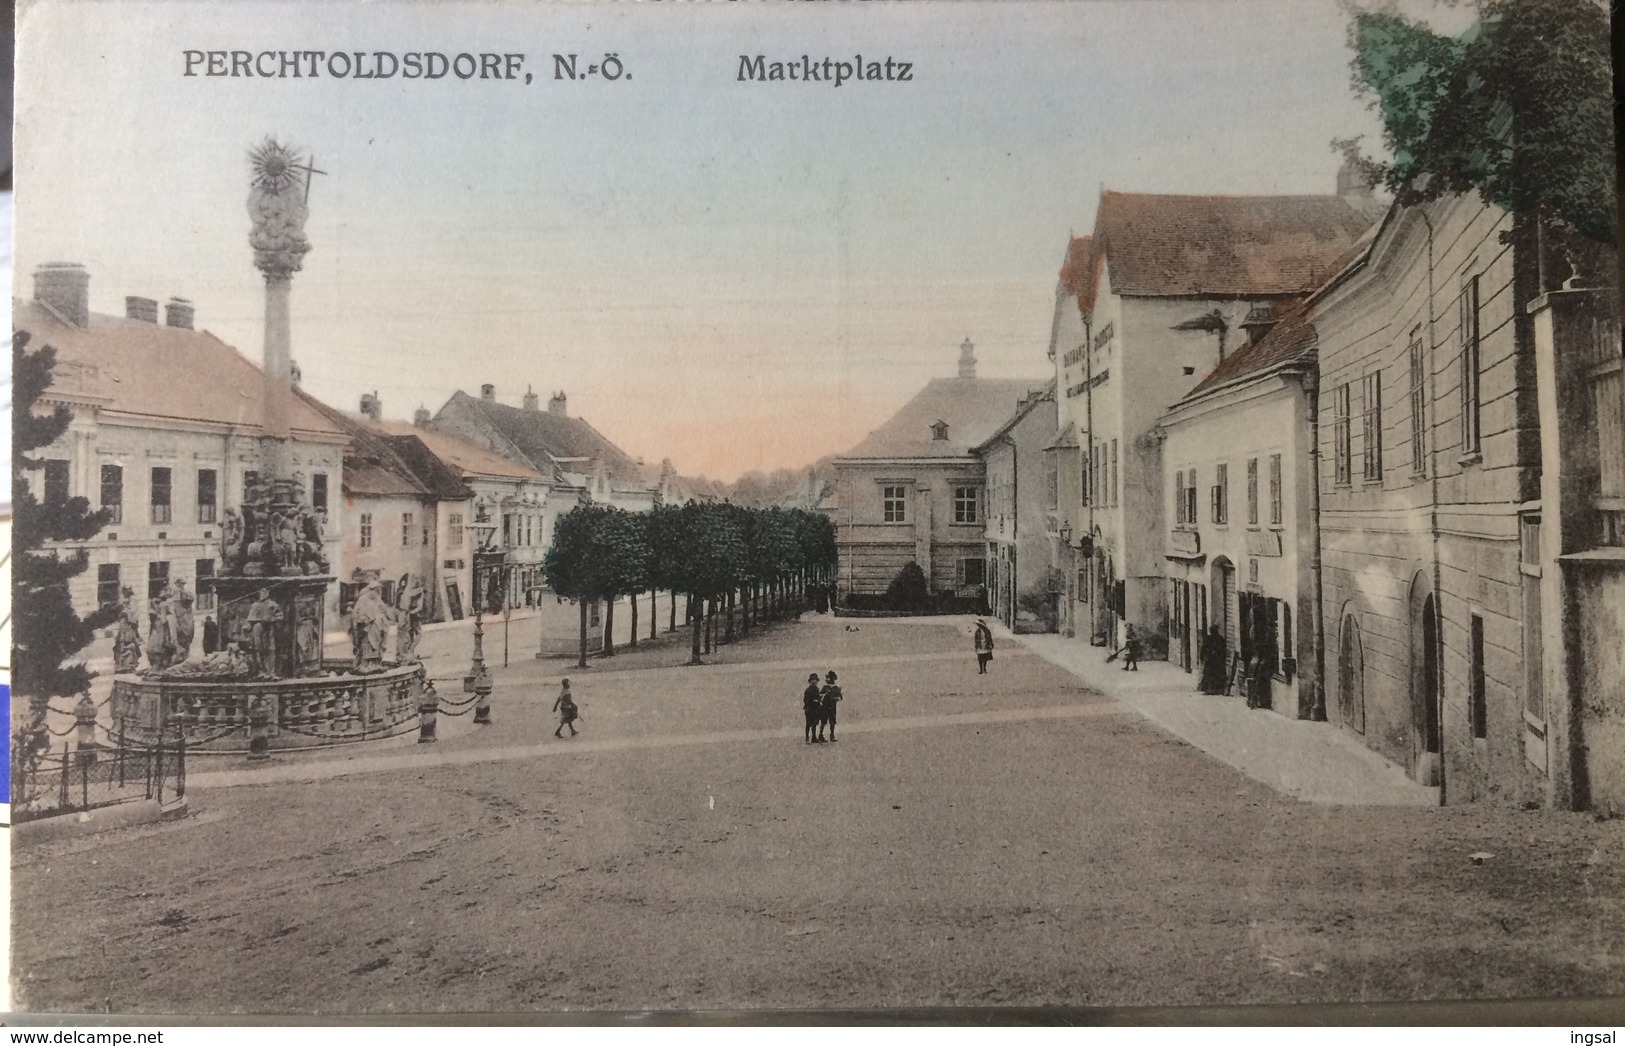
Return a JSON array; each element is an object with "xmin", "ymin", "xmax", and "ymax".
[{"xmin": 294, "ymin": 156, "xmax": 328, "ymax": 203}]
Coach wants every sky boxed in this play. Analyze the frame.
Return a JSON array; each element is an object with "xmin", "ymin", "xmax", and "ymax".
[{"xmin": 13, "ymin": 0, "xmax": 1439, "ymax": 482}]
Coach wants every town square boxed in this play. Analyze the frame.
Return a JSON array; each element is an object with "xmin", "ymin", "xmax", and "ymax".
[{"xmin": 7, "ymin": 0, "xmax": 1624, "ymax": 1019}]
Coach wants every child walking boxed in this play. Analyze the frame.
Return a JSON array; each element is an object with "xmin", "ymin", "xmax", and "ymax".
[{"xmin": 553, "ymin": 678, "xmax": 582, "ymax": 738}]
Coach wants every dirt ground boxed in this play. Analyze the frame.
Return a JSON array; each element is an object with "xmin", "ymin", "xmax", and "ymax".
[{"xmin": 12, "ymin": 619, "xmax": 1625, "ymax": 1015}]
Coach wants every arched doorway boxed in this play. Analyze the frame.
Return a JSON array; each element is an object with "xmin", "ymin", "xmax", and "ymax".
[
  {"xmin": 1338, "ymin": 612, "xmax": 1366, "ymax": 733},
  {"xmin": 1408, "ymin": 573, "xmax": 1443, "ymax": 785}
]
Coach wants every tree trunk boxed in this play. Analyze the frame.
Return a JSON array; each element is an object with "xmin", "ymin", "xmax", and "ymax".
[
  {"xmin": 629, "ymin": 590, "xmax": 639, "ymax": 648},
  {"xmin": 670, "ymin": 591, "xmax": 678, "ymax": 633},
  {"xmin": 603, "ymin": 598, "xmax": 616, "ymax": 657},
  {"xmin": 650, "ymin": 589, "xmax": 657, "ymax": 641},
  {"xmin": 725, "ymin": 590, "xmax": 735, "ymax": 643},
  {"xmin": 577, "ymin": 598, "xmax": 589, "ymax": 669},
  {"xmin": 688, "ymin": 597, "xmax": 703, "ymax": 664}
]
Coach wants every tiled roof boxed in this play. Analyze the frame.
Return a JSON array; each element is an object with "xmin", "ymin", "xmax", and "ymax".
[
  {"xmin": 1180, "ymin": 300, "xmax": 1317, "ymax": 402},
  {"xmin": 374, "ymin": 419, "xmax": 549, "ymax": 482},
  {"xmin": 974, "ymin": 380, "xmax": 1057, "ymax": 452},
  {"xmin": 297, "ymin": 392, "xmax": 472, "ymax": 501},
  {"xmin": 1093, "ymin": 191, "xmax": 1386, "ymax": 299},
  {"xmin": 1058, "ymin": 236, "xmax": 1098, "ymax": 314},
  {"xmin": 840, "ymin": 377, "xmax": 1048, "ymax": 460},
  {"xmin": 439, "ymin": 391, "xmax": 651, "ymax": 487},
  {"xmin": 15, "ymin": 299, "xmax": 345, "ymax": 440}
]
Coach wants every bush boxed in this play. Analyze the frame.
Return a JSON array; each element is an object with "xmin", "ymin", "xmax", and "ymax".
[{"xmin": 884, "ymin": 562, "xmax": 930, "ymax": 611}]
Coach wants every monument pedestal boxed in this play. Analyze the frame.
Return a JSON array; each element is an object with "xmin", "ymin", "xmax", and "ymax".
[{"xmin": 204, "ymin": 575, "xmax": 333, "ymax": 679}]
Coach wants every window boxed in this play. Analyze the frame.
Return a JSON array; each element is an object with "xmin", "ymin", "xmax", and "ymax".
[
  {"xmin": 197, "ymin": 468, "xmax": 217, "ymax": 523},
  {"xmin": 1362, "ymin": 372, "xmax": 1383, "ymax": 482},
  {"xmin": 1268, "ymin": 454, "xmax": 1283, "ymax": 525},
  {"xmin": 149, "ymin": 467, "xmax": 173, "ymax": 523},
  {"xmin": 1333, "ymin": 383, "xmax": 1352, "ymax": 486},
  {"xmin": 1246, "ymin": 458, "xmax": 1259, "ymax": 526},
  {"xmin": 1211, "ymin": 463, "xmax": 1229, "ymax": 525},
  {"xmin": 97, "ymin": 563, "xmax": 121, "ymax": 609},
  {"xmin": 1109, "ymin": 439, "xmax": 1119, "ymax": 507},
  {"xmin": 243, "ymin": 469, "xmax": 260, "ymax": 492},
  {"xmin": 1184, "ymin": 468, "xmax": 1198, "ymax": 527},
  {"xmin": 882, "ymin": 485, "xmax": 907, "ymax": 523},
  {"xmin": 503, "ymin": 513, "xmax": 513, "ymax": 547},
  {"xmin": 311, "ymin": 472, "xmax": 328, "ymax": 513},
  {"xmin": 43, "ymin": 459, "xmax": 69, "ymax": 504},
  {"xmin": 1469, "ymin": 613, "xmax": 1487, "ymax": 739},
  {"xmin": 147, "ymin": 560, "xmax": 170, "ymax": 600},
  {"xmin": 100, "ymin": 464, "xmax": 124, "ymax": 523},
  {"xmin": 402, "ymin": 512, "xmax": 415, "ymax": 547},
  {"xmin": 1174, "ymin": 470, "xmax": 1186, "ymax": 524},
  {"xmin": 957, "ymin": 558, "xmax": 986, "ymax": 586},
  {"xmin": 359, "ymin": 512, "xmax": 373, "ymax": 548},
  {"xmin": 449, "ymin": 513, "xmax": 465, "ymax": 547},
  {"xmin": 1461, "ymin": 274, "xmax": 1482, "ymax": 455},
  {"xmin": 953, "ymin": 486, "xmax": 979, "ymax": 524},
  {"xmin": 195, "ymin": 559, "xmax": 216, "ymax": 609},
  {"xmin": 1044, "ymin": 456, "xmax": 1059, "ymax": 511},
  {"xmin": 1408, "ymin": 330, "xmax": 1427, "ymax": 474}
]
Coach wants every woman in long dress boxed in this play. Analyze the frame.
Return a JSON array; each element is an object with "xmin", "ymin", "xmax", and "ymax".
[{"xmin": 1197, "ymin": 625, "xmax": 1229, "ymax": 694}]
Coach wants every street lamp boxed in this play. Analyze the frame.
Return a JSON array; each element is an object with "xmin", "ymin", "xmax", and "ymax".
[{"xmin": 467, "ymin": 515, "xmax": 500, "ymax": 725}]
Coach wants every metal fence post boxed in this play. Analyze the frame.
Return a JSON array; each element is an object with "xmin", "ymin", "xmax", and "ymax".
[
  {"xmin": 59, "ymin": 744, "xmax": 70, "ymax": 810},
  {"xmin": 176, "ymin": 725, "xmax": 187, "ymax": 800},
  {"xmin": 81, "ymin": 754, "xmax": 90, "ymax": 811}
]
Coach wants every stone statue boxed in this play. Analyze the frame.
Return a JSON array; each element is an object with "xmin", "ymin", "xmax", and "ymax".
[
  {"xmin": 395, "ymin": 575, "xmax": 425, "ymax": 662},
  {"xmin": 113, "ymin": 586, "xmax": 143, "ymax": 673},
  {"xmin": 350, "ymin": 581, "xmax": 389, "ymax": 672},
  {"xmin": 246, "ymin": 588, "xmax": 284, "ymax": 677},
  {"xmin": 301, "ymin": 508, "xmax": 330, "ymax": 574},
  {"xmin": 170, "ymin": 579, "xmax": 196, "ymax": 663},
  {"xmin": 295, "ymin": 612, "xmax": 321, "ymax": 669},
  {"xmin": 248, "ymin": 138, "xmax": 313, "ymax": 278},
  {"xmin": 221, "ymin": 508, "xmax": 245, "ymax": 573},
  {"xmin": 275, "ymin": 510, "xmax": 301, "ymax": 574},
  {"xmin": 144, "ymin": 596, "xmax": 174, "ymax": 672}
]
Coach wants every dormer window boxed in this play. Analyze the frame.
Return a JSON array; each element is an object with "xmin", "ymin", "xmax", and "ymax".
[{"xmin": 931, "ymin": 420, "xmax": 949, "ymax": 441}]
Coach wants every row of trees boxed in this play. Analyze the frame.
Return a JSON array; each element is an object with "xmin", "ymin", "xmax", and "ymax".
[{"xmin": 543, "ymin": 501, "xmax": 838, "ymax": 668}]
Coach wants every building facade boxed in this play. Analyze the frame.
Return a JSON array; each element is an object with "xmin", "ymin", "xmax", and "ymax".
[
  {"xmin": 1312, "ymin": 192, "xmax": 1553, "ymax": 803},
  {"xmin": 17, "ymin": 265, "xmax": 347, "ymax": 638},
  {"xmin": 1053, "ymin": 189, "xmax": 1384, "ymax": 658},
  {"xmin": 976, "ymin": 384, "xmax": 1060, "ymax": 632},
  {"xmin": 833, "ymin": 340, "xmax": 1042, "ymax": 600},
  {"xmin": 1159, "ymin": 303, "xmax": 1322, "ymax": 718}
]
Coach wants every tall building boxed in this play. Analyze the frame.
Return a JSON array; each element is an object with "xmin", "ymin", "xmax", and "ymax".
[{"xmin": 1052, "ymin": 186, "xmax": 1384, "ymax": 654}]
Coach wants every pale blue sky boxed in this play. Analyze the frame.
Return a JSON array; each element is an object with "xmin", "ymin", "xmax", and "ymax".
[{"xmin": 14, "ymin": 0, "xmax": 1439, "ymax": 479}]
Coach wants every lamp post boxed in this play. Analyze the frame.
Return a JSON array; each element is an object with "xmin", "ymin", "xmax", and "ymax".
[{"xmin": 467, "ymin": 516, "xmax": 500, "ymax": 725}]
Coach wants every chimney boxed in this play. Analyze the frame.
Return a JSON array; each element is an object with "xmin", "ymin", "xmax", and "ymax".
[
  {"xmin": 1240, "ymin": 304, "xmax": 1279, "ymax": 347},
  {"xmin": 34, "ymin": 263, "xmax": 90, "ymax": 327},
  {"xmin": 958, "ymin": 337, "xmax": 977, "ymax": 379},
  {"xmin": 522, "ymin": 385, "xmax": 540, "ymax": 412},
  {"xmin": 125, "ymin": 296, "xmax": 159, "ymax": 323},
  {"xmin": 359, "ymin": 391, "xmax": 382, "ymax": 420},
  {"xmin": 413, "ymin": 406, "xmax": 431, "ymax": 428},
  {"xmin": 548, "ymin": 391, "xmax": 568, "ymax": 416},
  {"xmin": 164, "ymin": 297, "xmax": 195, "ymax": 330},
  {"xmin": 1337, "ymin": 157, "xmax": 1374, "ymax": 200},
  {"xmin": 480, "ymin": 383, "xmax": 496, "ymax": 401}
]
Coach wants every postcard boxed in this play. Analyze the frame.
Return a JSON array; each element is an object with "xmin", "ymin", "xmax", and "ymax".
[{"xmin": 8, "ymin": 0, "xmax": 1623, "ymax": 1021}]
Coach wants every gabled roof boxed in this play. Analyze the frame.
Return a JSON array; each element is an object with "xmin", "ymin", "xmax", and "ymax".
[
  {"xmin": 1179, "ymin": 300, "xmax": 1317, "ymax": 403},
  {"xmin": 297, "ymin": 391, "xmax": 472, "ymax": 501},
  {"xmin": 374, "ymin": 419, "xmax": 549, "ymax": 483},
  {"xmin": 974, "ymin": 380, "xmax": 1058, "ymax": 452},
  {"xmin": 839, "ymin": 377, "xmax": 1047, "ymax": 460},
  {"xmin": 1091, "ymin": 191, "xmax": 1387, "ymax": 300},
  {"xmin": 14, "ymin": 299, "xmax": 345, "ymax": 440},
  {"xmin": 1058, "ymin": 236, "xmax": 1098, "ymax": 314},
  {"xmin": 437, "ymin": 390, "xmax": 652, "ymax": 488}
]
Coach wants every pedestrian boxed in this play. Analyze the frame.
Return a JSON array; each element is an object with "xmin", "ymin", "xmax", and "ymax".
[
  {"xmin": 1117, "ymin": 625, "xmax": 1141, "ymax": 672},
  {"xmin": 820, "ymin": 670, "xmax": 843, "ymax": 742},
  {"xmin": 802, "ymin": 673, "xmax": 822, "ymax": 744},
  {"xmin": 1198, "ymin": 625, "xmax": 1229, "ymax": 694},
  {"xmin": 552, "ymin": 678, "xmax": 581, "ymax": 738},
  {"xmin": 973, "ymin": 618, "xmax": 995, "ymax": 674}
]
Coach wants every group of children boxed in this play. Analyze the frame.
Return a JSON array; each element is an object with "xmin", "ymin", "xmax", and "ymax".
[{"xmin": 801, "ymin": 671, "xmax": 844, "ymax": 743}]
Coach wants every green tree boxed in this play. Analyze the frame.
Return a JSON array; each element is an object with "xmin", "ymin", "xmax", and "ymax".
[
  {"xmin": 12, "ymin": 332, "xmax": 118, "ymax": 757},
  {"xmin": 677, "ymin": 502, "xmax": 747, "ymax": 664},
  {"xmin": 886, "ymin": 562, "xmax": 930, "ymax": 612},
  {"xmin": 1339, "ymin": 0, "xmax": 1614, "ymax": 245},
  {"xmin": 543, "ymin": 503, "xmax": 642, "ymax": 668}
]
